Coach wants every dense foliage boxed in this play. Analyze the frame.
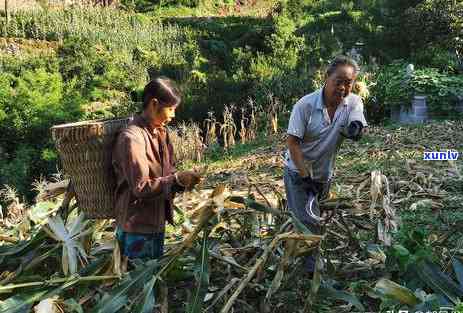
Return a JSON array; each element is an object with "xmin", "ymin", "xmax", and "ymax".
[{"xmin": 0, "ymin": 0, "xmax": 461, "ymax": 199}]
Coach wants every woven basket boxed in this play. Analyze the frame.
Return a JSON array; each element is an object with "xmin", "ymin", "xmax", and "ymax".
[{"xmin": 51, "ymin": 117, "xmax": 133, "ymax": 219}]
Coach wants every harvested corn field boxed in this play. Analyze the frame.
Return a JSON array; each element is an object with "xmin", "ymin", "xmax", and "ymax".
[{"xmin": 0, "ymin": 121, "xmax": 462, "ymax": 313}]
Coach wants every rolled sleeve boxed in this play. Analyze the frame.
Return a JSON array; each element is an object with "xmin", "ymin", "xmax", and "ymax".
[
  {"xmin": 348, "ymin": 100, "xmax": 368, "ymax": 127},
  {"xmin": 120, "ymin": 133, "xmax": 175, "ymax": 199},
  {"xmin": 287, "ymin": 101, "xmax": 309, "ymax": 139}
]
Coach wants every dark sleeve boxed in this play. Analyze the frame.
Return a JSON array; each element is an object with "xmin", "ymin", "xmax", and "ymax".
[{"xmin": 118, "ymin": 131, "xmax": 175, "ymax": 199}]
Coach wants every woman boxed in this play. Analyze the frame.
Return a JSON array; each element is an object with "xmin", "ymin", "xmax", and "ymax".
[
  {"xmin": 112, "ymin": 77, "xmax": 201, "ymax": 261},
  {"xmin": 284, "ymin": 55, "xmax": 368, "ymax": 276}
]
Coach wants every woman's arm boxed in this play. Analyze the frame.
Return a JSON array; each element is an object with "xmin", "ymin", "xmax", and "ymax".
[{"xmin": 118, "ymin": 132, "xmax": 175, "ymax": 199}]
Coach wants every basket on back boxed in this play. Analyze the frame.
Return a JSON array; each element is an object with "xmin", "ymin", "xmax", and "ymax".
[{"xmin": 51, "ymin": 117, "xmax": 132, "ymax": 219}]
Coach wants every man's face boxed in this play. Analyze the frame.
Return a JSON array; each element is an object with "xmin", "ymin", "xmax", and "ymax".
[{"xmin": 324, "ymin": 65, "xmax": 357, "ymax": 106}]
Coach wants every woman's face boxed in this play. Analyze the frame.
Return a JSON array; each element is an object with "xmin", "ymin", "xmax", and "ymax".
[
  {"xmin": 146, "ymin": 98, "xmax": 177, "ymax": 126},
  {"xmin": 324, "ymin": 65, "xmax": 357, "ymax": 106},
  {"xmin": 153, "ymin": 104, "xmax": 177, "ymax": 126}
]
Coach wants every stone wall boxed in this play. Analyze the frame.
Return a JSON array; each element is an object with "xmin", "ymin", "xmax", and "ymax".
[
  {"xmin": 391, "ymin": 95, "xmax": 463, "ymax": 124},
  {"xmin": 390, "ymin": 96, "xmax": 428, "ymax": 124}
]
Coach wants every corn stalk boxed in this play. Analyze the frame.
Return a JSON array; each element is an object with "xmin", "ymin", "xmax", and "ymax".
[
  {"xmin": 220, "ymin": 232, "xmax": 322, "ymax": 313},
  {"xmin": 370, "ymin": 170, "xmax": 398, "ymax": 246},
  {"xmin": 168, "ymin": 122, "xmax": 204, "ymax": 163},
  {"xmin": 203, "ymin": 111, "xmax": 218, "ymax": 147},
  {"xmin": 265, "ymin": 93, "xmax": 281, "ymax": 136},
  {"xmin": 239, "ymin": 107, "xmax": 248, "ymax": 144},
  {"xmin": 0, "ymin": 185, "xmax": 27, "ymax": 227},
  {"xmin": 220, "ymin": 105, "xmax": 237, "ymax": 150},
  {"xmin": 246, "ymin": 98, "xmax": 258, "ymax": 141}
]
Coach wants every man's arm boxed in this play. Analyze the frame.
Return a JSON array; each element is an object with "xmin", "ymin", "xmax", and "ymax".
[
  {"xmin": 342, "ymin": 97, "xmax": 369, "ymax": 140},
  {"xmin": 348, "ymin": 98, "xmax": 368, "ymax": 127},
  {"xmin": 287, "ymin": 134, "xmax": 309, "ymax": 178}
]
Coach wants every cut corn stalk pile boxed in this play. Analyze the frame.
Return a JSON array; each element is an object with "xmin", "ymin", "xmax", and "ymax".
[{"xmin": 0, "ymin": 121, "xmax": 462, "ymax": 313}]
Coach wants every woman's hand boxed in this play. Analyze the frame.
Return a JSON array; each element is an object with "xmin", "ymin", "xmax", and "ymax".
[{"xmin": 175, "ymin": 171, "xmax": 202, "ymax": 190}]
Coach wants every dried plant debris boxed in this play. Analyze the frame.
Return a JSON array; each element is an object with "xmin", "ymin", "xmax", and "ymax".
[{"xmin": 0, "ymin": 121, "xmax": 462, "ymax": 312}]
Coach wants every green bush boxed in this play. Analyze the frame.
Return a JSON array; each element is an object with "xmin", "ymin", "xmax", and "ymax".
[
  {"xmin": 369, "ymin": 61, "xmax": 463, "ymax": 118},
  {"xmin": 0, "ymin": 145, "xmax": 37, "ymax": 198},
  {"xmin": 58, "ymin": 37, "xmax": 101, "ymax": 92},
  {"xmin": 405, "ymin": 0, "xmax": 463, "ymax": 56},
  {"xmin": 412, "ymin": 45, "xmax": 461, "ymax": 74},
  {"xmin": 120, "ymin": 0, "xmax": 201, "ymax": 12},
  {"xmin": 370, "ymin": 61, "xmax": 413, "ymax": 112},
  {"xmin": 2, "ymin": 4, "xmax": 461, "ymax": 200},
  {"xmin": 409, "ymin": 68, "xmax": 463, "ymax": 115},
  {"xmin": 0, "ymin": 64, "xmax": 83, "ymax": 199}
]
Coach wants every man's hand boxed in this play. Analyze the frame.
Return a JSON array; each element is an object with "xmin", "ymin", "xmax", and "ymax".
[
  {"xmin": 300, "ymin": 175, "xmax": 314, "ymax": 186},
  {"xmin": 175, "ymin": 171, "xmax": 201, "ymax": 190},
  {"xmin": 296, "ymin": 175, "xmax": 320, "ymax": 195},
  {"xmin": 342, "ymin": 121, "xmax": 364, "ymax": 141}
]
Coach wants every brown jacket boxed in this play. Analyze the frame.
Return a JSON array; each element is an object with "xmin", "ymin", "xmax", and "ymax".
[{"xmin": 112, "ymin": 115, "xmax": 176, "ymax": 234}]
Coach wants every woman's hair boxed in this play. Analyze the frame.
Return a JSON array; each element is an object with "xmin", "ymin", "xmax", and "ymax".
[
  {"xmin": 326, "ymin": 55, "xmax": 360, "ymax": 77},
  {"xmin": 143, "ymin": 77, "xmax": 182, "ymax": 109}
]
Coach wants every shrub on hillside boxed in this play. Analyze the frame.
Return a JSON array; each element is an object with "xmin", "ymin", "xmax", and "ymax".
[{"xmin": 0, "ymin": 67, "xmax": 83, "ymax": 199}]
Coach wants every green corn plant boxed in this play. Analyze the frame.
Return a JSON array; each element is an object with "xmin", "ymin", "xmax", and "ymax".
[
  {"xmin": 187, "ymin": 230, "xmax": 210, "ymax": 313},
  {"xmin": 373, "ymin": 258, "xmax": 463, "ymax": 312}
]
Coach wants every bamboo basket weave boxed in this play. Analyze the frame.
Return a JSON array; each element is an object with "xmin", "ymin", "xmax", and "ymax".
[{"xmin": 51, "ymin": 117, "xmax": 133, "ymax": 219}]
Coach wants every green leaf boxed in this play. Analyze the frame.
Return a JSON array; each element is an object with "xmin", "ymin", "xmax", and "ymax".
[
  {"xmin": 63, "ymin": 299, "xmax": 84, "ymax": 313},
  {"xmin": 319, "ymin": 283, "xmax": 365, "ymax": 311},
  {"xmin": 95, "ymin": 293, "xmax": 128, "ymax": 313},
  {"xmin": 187, "ymin": 231, "xmax": 210, "ymax": 313},
  {"xmin": 415, "ymin": 260, "xmax": 463, "ymax": 304},
  {"xmin": 452, "ymin": 258, "xmax": 463, "ymax": 289},
  {"xmin": 375, "ymin": 278, "xmax": 421, "ymax": 306},
  {"xmin": 91, "ymin": 260, "xmax": 159, "ymax": 313},
  {"xmin": 79, "ymin": 254, "xmax": 111, "ymax": 276},
  {"xmin": 0, "ymin": 275, "xmax": 81, "ymax": 313},
  {"xmin": 133, "ymin": 276, "xmax": 157, "ymax": 313},
  {"xmin": 0, "ymin": 291, "xmax": 45, "ymax": 313},
  {"xmin": 0, "ymin": 229, "xmax": 46, "ymax": 257},
  {"xmin": 29, "ymin": 201, "xmax": 58, "ymax": 224}
]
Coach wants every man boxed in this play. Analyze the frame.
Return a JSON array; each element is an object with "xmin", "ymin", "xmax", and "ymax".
[
  {"xmin": 283, "ymin": 55, "xmax": 368, "ymax": 274},
  {"xmin": 112, "ymin": 77, "xmax": 201, "ymax": 261}
]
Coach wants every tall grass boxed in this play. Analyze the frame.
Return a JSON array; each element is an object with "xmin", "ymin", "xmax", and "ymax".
[
  {"xmin": 169, "ymin": 121, "xmax": 204, "ymax": 163},
  {"xmin": 1, "ymin": 7, "xmax": 186, "ymax": 61}
]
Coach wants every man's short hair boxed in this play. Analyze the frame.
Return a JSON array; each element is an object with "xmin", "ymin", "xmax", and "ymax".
[{"xmin": 326, "ymin": 55, "xmax": 360, "ymax": 77}]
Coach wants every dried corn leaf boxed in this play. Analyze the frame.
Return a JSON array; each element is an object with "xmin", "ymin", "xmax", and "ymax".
[{"xmin": 33, "ymin": 297, "xmax": 62, "ymax": 313}]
